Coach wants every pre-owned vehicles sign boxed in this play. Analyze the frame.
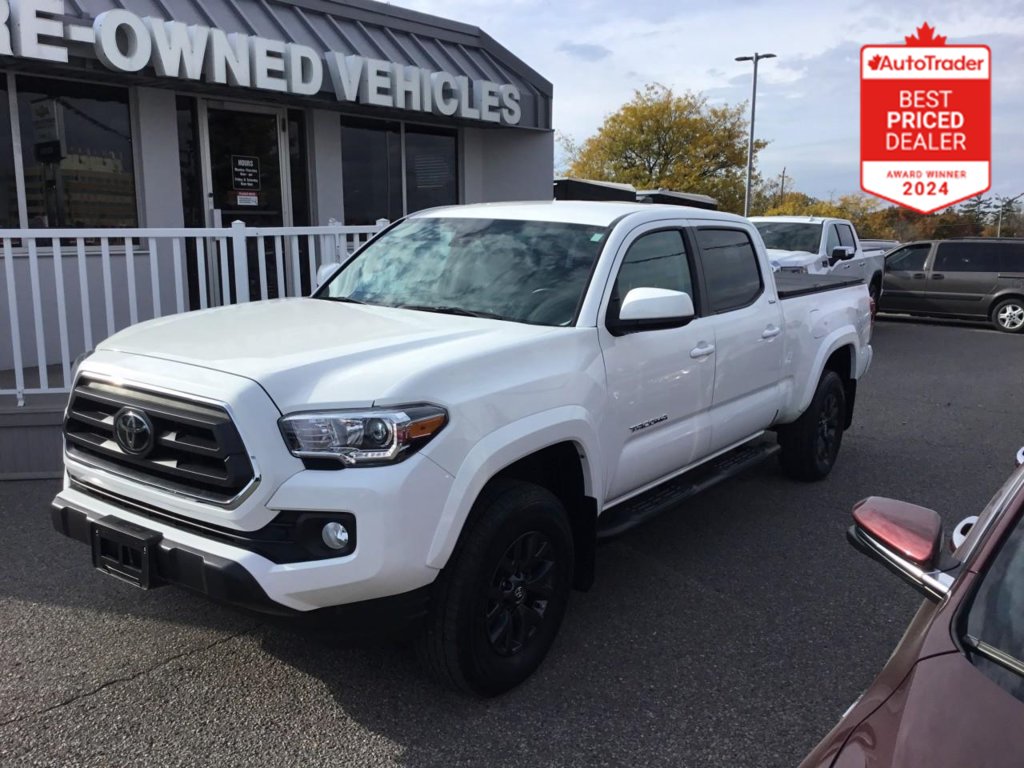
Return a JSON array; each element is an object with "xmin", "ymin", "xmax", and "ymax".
[{"xmin": 861, "ymin": 23, "xmax": 990, "ymax": 214}]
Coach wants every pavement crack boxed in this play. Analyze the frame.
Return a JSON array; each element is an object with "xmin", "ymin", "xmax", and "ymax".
[{"xmin": 0, "ymin": 625, "xmax": 258, "ymax": 729}]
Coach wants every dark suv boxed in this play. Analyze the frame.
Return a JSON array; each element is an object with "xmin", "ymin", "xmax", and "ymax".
[{"xmin": 879, "ymin": 238, "xmax": 1024, "ymax": 333}]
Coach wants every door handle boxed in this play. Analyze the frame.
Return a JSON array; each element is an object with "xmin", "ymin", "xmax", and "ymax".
[
  {"xmin": 689, "ymin": 343, "xmax": 715, "ymax": 359},
  {"xmin": 932, "ymin": 273, "xmax": 945, "ymax": 280},
  {"xmin": 912, "ymin": 273, "xmax": 926, "ymax": 279},
  {"xmin": 761, "ymin": 325, "xmax": 781, "ymax": 339}
]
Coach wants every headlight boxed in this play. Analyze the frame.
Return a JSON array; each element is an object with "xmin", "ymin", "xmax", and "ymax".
[
  {"xmin": 71, "ymin": 349, "xmax": 93, "ymax": 379},
  {"xmin": 279, "ymin": 405, "xmax": 447, "ymax": 466}
]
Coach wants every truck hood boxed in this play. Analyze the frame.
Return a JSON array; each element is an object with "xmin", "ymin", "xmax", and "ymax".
[
  {"xmin": 98, "ymin": 298, "xmax": 564, "ymax": 411},
  {"xmin": 766, "ymin": 248, "xmax": 821, "ymax": 268}
]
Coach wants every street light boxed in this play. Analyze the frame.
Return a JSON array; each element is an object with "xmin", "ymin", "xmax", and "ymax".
[
  {"xmin": 997, "ymin": 192, "xmax": 1024, "ymax": 237},
  {"xmin": 735, "ymin": 52, "xmax": 776, "ymax": 217}
]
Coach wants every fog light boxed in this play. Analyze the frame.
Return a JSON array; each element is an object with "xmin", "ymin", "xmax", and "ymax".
[{"xmin": 321, "ymin": 521, "xmax": 350, "ymax": 550}]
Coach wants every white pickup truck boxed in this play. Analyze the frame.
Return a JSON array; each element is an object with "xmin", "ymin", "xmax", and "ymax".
[
  {"xmin": 53, "ymin": 202, "xmax": 872, "ymax": 695},
  {"xmin": 751, "ymin": 216, "xmax": 885, "ymax": 307}
]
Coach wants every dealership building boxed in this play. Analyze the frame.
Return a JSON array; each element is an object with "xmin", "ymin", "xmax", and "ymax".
[{"xmin": 0, "ymin": 0, "xmax": 554, "ymax": 232}]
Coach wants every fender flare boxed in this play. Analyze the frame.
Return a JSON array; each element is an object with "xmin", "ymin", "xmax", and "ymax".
[
  {"xmin": 789, "ymin": 329, "xmax": 861, "ymax": 421},
  {"xmin": 425, "ymin": 406, "xmax": 603, "ymax": 569}
]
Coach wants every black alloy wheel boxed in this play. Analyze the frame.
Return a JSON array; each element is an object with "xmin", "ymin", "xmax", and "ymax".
[
  {"xmin": 778, "ymin": 369, "xmax": 847, "ymax": 481},
  {"xmin": 815, "ymin": 389, "xmax": 842, "ymax": 468},
  {"xmin": 485, "ymin": 531, "xmax": 557, "ymax": 657}
]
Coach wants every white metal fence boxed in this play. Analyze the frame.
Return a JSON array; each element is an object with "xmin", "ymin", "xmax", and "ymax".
[{"xmin": 1, "ymin": 221, "xmax": 385, "ymax": 405}]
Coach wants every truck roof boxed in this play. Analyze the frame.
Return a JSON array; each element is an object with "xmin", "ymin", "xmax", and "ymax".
[
  {"xmin": 413, "ymin": 200, "xmax": 745, "ymax": 228},
  {"xmin": 749, "ymin": 216, "xmax": 850, "ymax": 225}
]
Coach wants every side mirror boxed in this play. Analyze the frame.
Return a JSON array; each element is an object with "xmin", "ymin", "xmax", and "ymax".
[
  {"xmin": 316, "ymin": 262, "xmax": 341, "ymax": 289},
  {"xmin": 848, "ymin": 496, "xmax": 952, "ymax": 601},
  {"xmin": 830, "ymin": 246, "xmax": 855, "ymax": 265},
  {"xmin": 610, "ymin": 288, "xmax": 695, "ymax": 335}
]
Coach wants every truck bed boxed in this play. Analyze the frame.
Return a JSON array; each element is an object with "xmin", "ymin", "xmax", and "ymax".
[{"xmin": 775, "ymin": 272, "xmax": 864, "ymax": 300}]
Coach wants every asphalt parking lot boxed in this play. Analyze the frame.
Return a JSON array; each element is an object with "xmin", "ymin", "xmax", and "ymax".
[{"xmin": 2, "ymin": 317, "xmax": 1022, "ymax": 768}]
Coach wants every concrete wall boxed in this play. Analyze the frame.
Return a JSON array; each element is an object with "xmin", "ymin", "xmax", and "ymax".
[
  {"xmin": 310, "ymin": 109, "xmax": 345, "ymax": 225},
  {"xmin": 463, "ymin": 128, "xmax": 554, "ymax": 203},
  {"xmin": 134, "ymin": 89, "xmax": 185, "ymax": 229}
]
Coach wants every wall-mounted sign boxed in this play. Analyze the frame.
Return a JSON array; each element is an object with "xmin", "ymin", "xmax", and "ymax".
[
  {"xmin": 0, "ymin": 0, "xmax": 523, "ymax": 125},
  {"xmin": 232, "ymin": 155, "xmax": 260, "ymax": 191},
  {"xmin": 236, "ymin": 191, "xmax": 258, "ymax": 207}
]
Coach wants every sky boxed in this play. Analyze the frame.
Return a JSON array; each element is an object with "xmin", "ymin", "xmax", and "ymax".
[{"xmin": 396, "ymin": 0, "xmax": 1024, "ymax": 201}]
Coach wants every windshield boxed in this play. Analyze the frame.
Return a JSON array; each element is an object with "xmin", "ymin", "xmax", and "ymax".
[
  {"xmin": 963, "ymin": 506, "xmax": 1024, "ymax": 702},
  {"xmin": 753, "ymin": 222, "xmax": 823, "ymax": 254},
  {"xmin": 318, "ymin": 217, "xmax": 608, "ymax": 326}
]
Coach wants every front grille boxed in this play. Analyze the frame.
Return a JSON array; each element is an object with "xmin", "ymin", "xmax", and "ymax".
[{"xmin": 64, "ymin": 377, "xmax": 256, "ymax": 504}]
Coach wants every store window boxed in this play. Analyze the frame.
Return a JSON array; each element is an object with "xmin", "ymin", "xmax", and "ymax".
[
  {"xmin": 16, "ymin": 76, "xmax": 137, "ymax": 228},
  {"xmin": 0, "ymin": 77, "xmax": 17, "ymax": 227},
  {"xmin": 405, "ymin": 126, "xmax": 458, "ymax": 214},
  {"xmin": 341, "ymin": 117, "xmax": 402, "ymax": 225},
  {"xmin": 340, "ymin": 117, "xmax": 459, "ymax": 225}
]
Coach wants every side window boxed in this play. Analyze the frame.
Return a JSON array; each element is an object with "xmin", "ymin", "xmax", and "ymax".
[
  {"xmin": 1002, "ymin": 244, "xmax": 1024, "ymax": 273},
  {"xmin": 825, "ymin": 225, "xmax": 841, "ymax": 254},
  {"xmin": 837, "ymin": 224, "xmax": 856, "ymax": 248},
  {"xmin": 886, "ymin": 243, "xmax": 930, "ymax": 272},
  {"xmin": 934, "ymin": 243, "xmax": 1001, "ymax": 273},
  {"xmin": 609, "ymin": 230, "xmax": 693, "ymax": 320},
  {"xmin": 695, "ymin": 227, "xmax": 763, "ymax": 313}
]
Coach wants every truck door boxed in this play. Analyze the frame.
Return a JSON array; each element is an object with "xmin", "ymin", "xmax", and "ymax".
[
  {"xmin": 880, "ymin": 243, "xmax": 932, "ymax": 313},
  {"xmin": 597, "ymin": 226, "xmax": 715, "ymax": 502},
  {"xmin": 692, "ymin": 226, "xmax": 785, "ymax": 451},
  {"xmin": 836, "ymin": 223, "xmax": 864, "ymax": 276}
]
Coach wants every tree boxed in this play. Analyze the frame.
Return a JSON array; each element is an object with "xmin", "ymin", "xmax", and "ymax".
[{"xmin": 562, "ymin": 84, "xmax": 764, "ymax": 213}]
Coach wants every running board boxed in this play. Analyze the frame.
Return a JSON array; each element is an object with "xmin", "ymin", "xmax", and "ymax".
[{"xmin": 597, "ymin": 440, "xmax": 781, "ymax": 539}]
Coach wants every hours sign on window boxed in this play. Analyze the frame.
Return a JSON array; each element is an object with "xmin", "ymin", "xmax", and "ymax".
[
  {"xmin": 860, "ymin": 23, "xmax": 990, "ymax": 214},
  {"xmin": 232, "ymin": 155, "xmax": 261, "ymax": 191}
]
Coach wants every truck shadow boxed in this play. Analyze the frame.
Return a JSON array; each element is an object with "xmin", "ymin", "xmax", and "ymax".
[{"xmin": 252, "ymin": 462, "xmax": 913, "ymax": 768}]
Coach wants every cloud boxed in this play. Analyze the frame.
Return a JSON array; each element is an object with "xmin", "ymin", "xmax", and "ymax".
[{"xmin": 556, "ymin": 42, "xmax": 613, "ymax": 61}]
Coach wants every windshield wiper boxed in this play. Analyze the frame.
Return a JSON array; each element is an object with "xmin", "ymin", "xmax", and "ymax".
[
  {"xmin": 398, "ymin": 304, "xmax": 505, "ymax": 320},
  {"xmin": 322, "ymin": 295, "xmax": 368, "ymax": 305},
  {"xmin": 963, "ymin": 634, "xmax": 1024, "ymax": 678}
]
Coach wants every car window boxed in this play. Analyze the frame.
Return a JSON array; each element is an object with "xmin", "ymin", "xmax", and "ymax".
[
  {"xmin": 934, "ymin": 242, "xmax": 1002, "ymax": 273},
  {"xmin": 886, "ymin": 243, "xmax": 931, "ymax": 272},
  {"xmin": 1001, "ymin": 243, "xmax": 1024, "ymax": 273},
  {"xmin": 837, "ymin": 224, "xmax": 856, "ymax": 248},
  {"xmin": 321, "ymin": 217, "xmax": 608, "ymax": 326},
  {"xmin": 962, "ymin": 510, "xmax": 1024, "ymax": 703},
  {"xmin": 752, "ymin": 222, "xmax": 822, "ymax": 253},
  {"xmin": 825, "ymin": 225, "xmax": 841, "ymax": 254},
  {"xmin": 609, "ymin": 230, "xmax": 693, "ymax": 321},
  {"xmin": 695, "ymin": 227, "xmax": 763, "ymax": 313}
]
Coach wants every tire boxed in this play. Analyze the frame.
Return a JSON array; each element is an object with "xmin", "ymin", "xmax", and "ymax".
[
  {"xmin": 868, "ymin": 279, "xmax": 881, "ymax": 318},
  {"xmin": 991, "ymin": 298, "xmax": 1024, "ymax": 334},
  {"xmin": 416, "ymin": 479, "xmax": 574, "ymax": 696},
  {"xmin": 778, "ymin": 370, "xmax": 847, "ymax": 482}
]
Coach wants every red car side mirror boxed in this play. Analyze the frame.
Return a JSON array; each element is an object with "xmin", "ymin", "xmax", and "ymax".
[{"xmin": 852, "ymin": 496, "xmax": 943, "ymax": 569}]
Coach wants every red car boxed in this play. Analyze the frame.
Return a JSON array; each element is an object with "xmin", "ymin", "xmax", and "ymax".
[{"xmin": 801, "ymin": 447, "xmax": 1024, "ymax": 767}]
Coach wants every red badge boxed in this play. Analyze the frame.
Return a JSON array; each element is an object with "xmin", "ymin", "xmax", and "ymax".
[{"xmin": 861, "ymin": 23, "xmax": 991, "ymax": 214}]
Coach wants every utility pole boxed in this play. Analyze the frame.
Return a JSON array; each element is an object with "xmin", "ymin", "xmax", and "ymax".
[
  {"xmin": 735, "ymin": 52, "xmax": 776, "ymax": 217},
  {"xmin": 778, "ymin": 167, "xmax": 787, "ymax": 206}
]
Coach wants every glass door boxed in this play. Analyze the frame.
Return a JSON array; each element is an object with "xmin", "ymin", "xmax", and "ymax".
[{"xmin": 200, "ymin": 102, "xmax": 292, "ymax": 301}]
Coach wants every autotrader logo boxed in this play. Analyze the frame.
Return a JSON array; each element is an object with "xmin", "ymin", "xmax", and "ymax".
[{"xmin": 114, "ymin": 408, "xmax": 154, "ymax": 456}]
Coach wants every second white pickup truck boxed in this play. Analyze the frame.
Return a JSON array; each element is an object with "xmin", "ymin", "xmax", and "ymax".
[
  {"xmin": 751, "ymin": 216, "xmax": 885, "ymax": 308},
  {"xmin": 53, "ymin": 201, "xmax": 873, "ymax": 695}
]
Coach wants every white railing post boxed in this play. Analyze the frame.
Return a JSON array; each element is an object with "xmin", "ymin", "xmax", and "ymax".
[{"xmin": 230, "ymin": 220, "xmax": 250, "ymax": 303}]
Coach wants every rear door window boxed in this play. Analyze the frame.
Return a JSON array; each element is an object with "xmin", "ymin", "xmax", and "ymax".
[
  {"xmin": 999, "ymin": 243, "xmax": 1024, "ymax": 273},
  {"xmin": 694, "ymin": 227, "xmax": 763, "ymax": 313},
  {"xmin": 886, "ymin": 243, "xmax": 931, "ymax": 272},
  {"xmin": 934, "ymin": 242, "xmax": 1002, "ymax": 272}
]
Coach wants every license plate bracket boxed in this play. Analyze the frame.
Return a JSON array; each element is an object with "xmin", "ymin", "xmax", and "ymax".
[{"xmin": 90, "ymin": 516, "xmax": 163, "ymax": 589}]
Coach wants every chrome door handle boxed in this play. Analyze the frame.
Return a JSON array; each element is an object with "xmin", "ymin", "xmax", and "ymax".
[
  {"xmin": 689, "ymin": 343, "xmax": 715, "ymax": 359},
  {"xmin": 761, "ymin": 325, "xmax": 781, "ymax": 339}
]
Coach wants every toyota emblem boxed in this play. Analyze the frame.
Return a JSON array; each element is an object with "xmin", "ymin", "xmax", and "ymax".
[{"xmin": 113, "ymin": 408, "xmax": 154, "ymax": 456}]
